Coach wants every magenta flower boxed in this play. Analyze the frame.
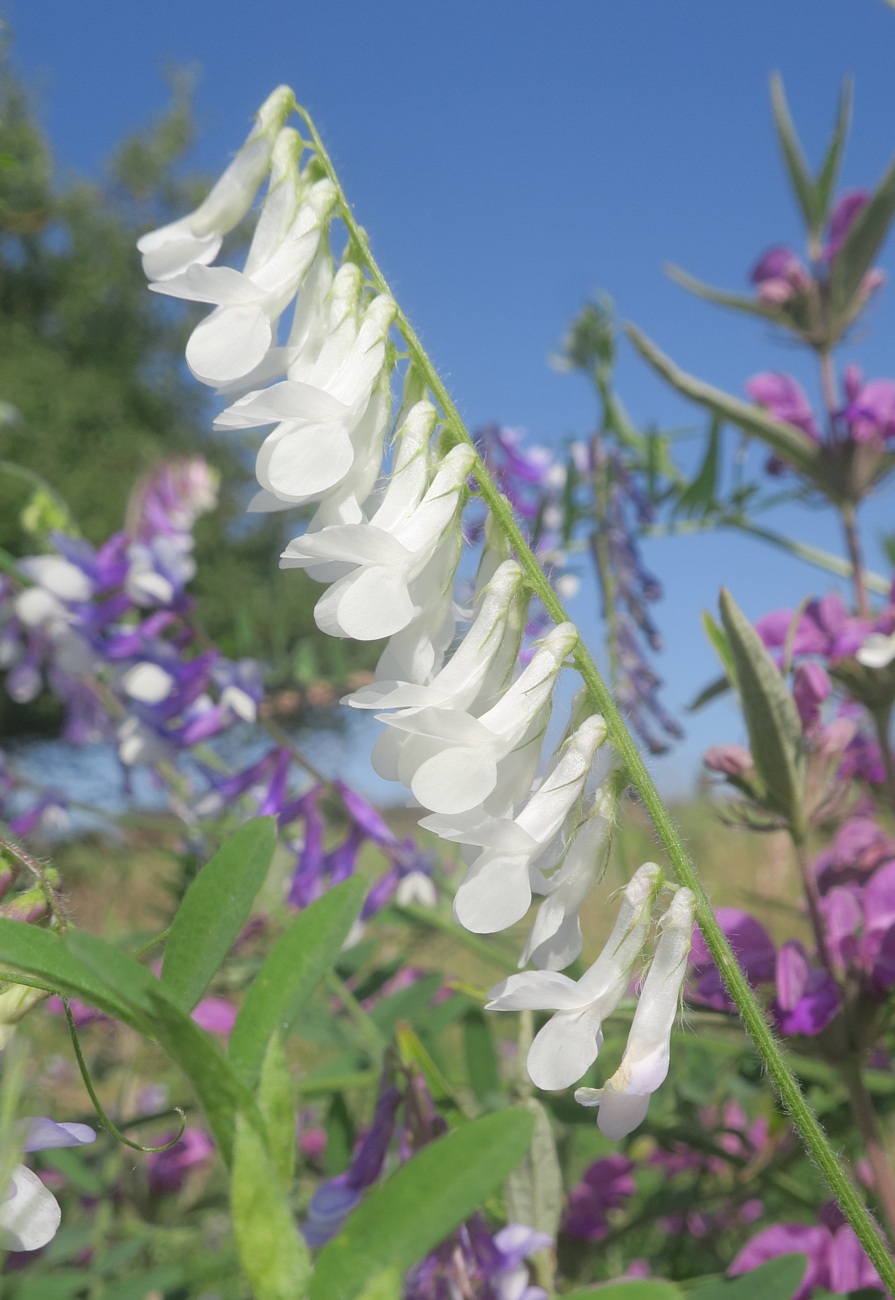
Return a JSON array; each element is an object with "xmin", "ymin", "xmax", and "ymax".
[
  {"xmin": 147, "ymin": 1128, "xmax": 215, "ymax": 1195},
  {"xmin": 749, "ymin": 245, "xmax": 808, "ymax": 304},
  {"xmin": 730, "ymin": 1202, "xmax": 883, "ymax": 1298},
  {"xmin": 745, "ymin": 373, "xmax": 821, "ymax": 443}
]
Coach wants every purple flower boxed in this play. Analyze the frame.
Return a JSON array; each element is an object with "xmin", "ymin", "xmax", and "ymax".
[
  {"xmin": 840, "ymin": 368, "xmax": 895, "ymax": 445},
  {"xmin": 770, "ymin": 941, "xmax": 839, "ymax": 1036},
  {"xmin": 563, "ymin": 1155, "xmax": 636, "ymax": 1241},
  {"xmin": 745, "ymin": 373, "xmax": 821, "ymax": 444},
  {"xmin": 146, "ymin": 1128, "xmax": 215, "ymax": 1195},
  {"xmin": 824, "ymin": 191, "xmax": 869, "ymax": 263},
  {"xmin": 191, "ymin": 996, "xmax": 236, "ymax": 1038},
  {"xmin": 730, "ymin": 1203, "xmax": 883, "ymax": 1298},
  {"xmin": 689, "ymin": 909, "xmax": 777, "ymax": 1011},
  {"xmin": 404, "ymin": 1215, "xmax": 551, "ymax": 1300},
  {"xmin": 792, "ymin": 662, "xmax": 831, "ymax": 731},
  {"xmin": 750, "ymin": 246, "xmax": 809, "ymax": 304},
  {"xmin": 303, "ymin": 1085, "xmax": 402, "ymax": 1247}
]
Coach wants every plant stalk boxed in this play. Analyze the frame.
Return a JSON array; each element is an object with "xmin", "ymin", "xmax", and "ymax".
[{"xmin": 298, "ymin": 103, "xmax": 895, "ymax": 1290}]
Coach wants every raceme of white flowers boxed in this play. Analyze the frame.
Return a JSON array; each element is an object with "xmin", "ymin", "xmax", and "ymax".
[{"xmin": 138, "ymin": 87, "xmax": 695, "ymax": 1138}]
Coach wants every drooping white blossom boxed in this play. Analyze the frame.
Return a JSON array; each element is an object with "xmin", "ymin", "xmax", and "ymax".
[
  {"xmin": 378, "ymin": 622, "xmax": 578, "ymax": 815},
  {"xmin": 419, "ymin": 712, "xmax": 607, "ymax": 933},
  {"xmin": 520, "ymin": 786, "xmax": 615, "ymax": 970},
  {"xmin": 574, "ymin": 885, "xmax": 694, "ymax": 1138},
  {"xmin": 485, "ymin": 862, "xmax": 662, "ymax": 1090},
  {"xmin": 137, "ymin": 86, "xmax": 294, "ymax": 282},
  {"xmin": 281, "ymin": 443, "xmax": 475, "ymax": 640},
  {"xmin": 151, "ymin": 131, "xmax": 338, "ymax": 389}
]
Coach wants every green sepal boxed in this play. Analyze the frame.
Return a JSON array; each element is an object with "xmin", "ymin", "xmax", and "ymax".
[
  {"xmin": 161, "ymin": 816, "xmax": 277, "ymax": 1011},
  {"xmin": 718, "ymin": 588, "xmax": 806, "ymax": 836},
  {"xmin": 666, "ymin": 264, "xmax": 781, "ymax": 320},
  {"xmin": 231, "ymin": 1112, "xmax": 312, "ymax": 1300}
]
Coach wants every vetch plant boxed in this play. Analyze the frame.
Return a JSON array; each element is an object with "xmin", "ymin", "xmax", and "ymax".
[{"xmin": 132, "ymin": 83, "xmax": 895, "ymax": 1294}]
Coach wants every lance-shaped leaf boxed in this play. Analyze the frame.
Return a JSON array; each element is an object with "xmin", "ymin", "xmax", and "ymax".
[
  {"xmin": 503, "ymin": 1098, "xmax": 563, "ymax": 1247},
  {"xmin": 232, "ymin": 1112, "xmax": 312, "ymax": 1300},
  {"xmin": 688, "ymin": 1254, "xmax": 808, "ymax": 1299},
  {"xmin": 770, "ymin": 74, "xmax": 819, "ymax": 235},
  {"xmin": 666, "ymin": 264, "xmax": 781, "ymax": 321},
  {"xmin": 674, "ymin": 419, "xmax": 721, "ymax": 518},
  {"xmin": 625, "ymin": 326, "xmax": 825, "ymax": 488},
  {"xmin": 718, "ymin": 589, "xmax": 806, "ymax": 836},
  {"xmin": 814, "ymin": 78, "xmax": 852, "ymax": 226},
  {"xmin": 829, "ymin": 149, "xmax": 895, "ymax": 314},
  {"xmin": 229, "ymin": 876, "xmax": 366, "ymax": 1090},
  {"xmin": 257, "ymin": 1034, "xmax": 296, "ymax": 1189},
  {"xmin": 308, "ymin": 1109, "xmax": 535, "ymax": 1300},
  {"xmin": 161, "ymin": 817, "xmax": 277, "ymax": 1011}
]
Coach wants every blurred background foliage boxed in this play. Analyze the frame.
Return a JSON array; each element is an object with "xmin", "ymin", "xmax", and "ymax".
[{"xmin": 0, "ymin": 40, "xmax": 378, "ymax": 737}]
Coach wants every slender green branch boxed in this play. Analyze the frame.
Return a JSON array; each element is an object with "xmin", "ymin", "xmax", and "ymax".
[
  {"xmin": 297, "ymin": 104, "xmax": 895, "ymax": 1287},
  {"xmin": 645, "ymin": 515, "xmax": 891, "ymax": 595}
]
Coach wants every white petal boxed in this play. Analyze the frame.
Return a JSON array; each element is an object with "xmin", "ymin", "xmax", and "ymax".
[
  {"xmin": 0, "ymin": 1166, "xmax": 60, "ymax": 1252},
  {"xmin": 215, "ymin": 379, "xmax": 348, "ymax": 429},
  {"xmin": 186, "ymin": 305, "xmax": 272, "ymax": 387},
  {"xmin": 857, "ymin": 632, "xmax": 895, "ymax": 670},
  {"xmin": 323, "ymin": 567, "xmax": 417, "ymax": 641},
  {"xmin": 595, "ymin": 1088, "xmax": 652, "ymax": 1141},
  {"xmin": 527, "ymin": 1007, "xmax": 605, "ymax": 1090},
  {"xmin": 263, "ymin": 422, "xmax": 355, "ymax": 499},
  {"xmin": 453, "ymin": 851, "xmax": 531, "ymax": 933},
  {"xmin": 120, "ymin": 662, "xmax": 175, "ymax": 704},
  {"xmin": 485, "ymin": 970, "xmax": 583, "ymax": 1012},
  {"xmin": 411, "ymin": 746, "xmax": 498, "ymax": 814}
]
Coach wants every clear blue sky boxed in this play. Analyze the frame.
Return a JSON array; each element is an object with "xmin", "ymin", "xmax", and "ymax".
[{"xmin": 11, "ymin": 1, "xmax": 895, "ymax": 793}]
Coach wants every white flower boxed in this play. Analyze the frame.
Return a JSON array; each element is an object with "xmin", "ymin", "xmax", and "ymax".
[
  {"xmin": 218, "ymin": 288, "xmax": 396, "ymax": 505},
  {"xmin": 856, "ymin": 630, "xmax": 895, "ymax": 670},
  {"xmin": 281, "ymin": 443, "xmax": 474, "ymax": 641},
  {"xmin": 137, "ymin": 86, "xmax": 294, "ymax": 282},
  {"xmin": 575, "ymin": 885, "xmax": 694, "ymax": 1138},
  {"xmin": 0, "ymin": 1119, "xmax": 96, "ymax": 1253},
  {"xmin": 485, "ymin": 862, "xmax": 662, "ymax": 1090},
  {"xmin": 520, "ymin": 787, "xmax": 614, "ymax": 970},
  {"xmin": 424, "ymin": 713, "xmax": 608, "ymax": 934},
  {"xmin": 152, "ymin": 166, "xmax": 337, "ymax": 388},
  {"xmin": 345, "ymin": 558, "xmax": 524, "ymax": 713},
  {"xmin": 379, "ymin": 622, "xmax": 578, "ymax": 816}
]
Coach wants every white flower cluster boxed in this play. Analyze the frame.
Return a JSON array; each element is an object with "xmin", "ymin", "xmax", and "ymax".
[{"xmin": 138, "ymin": 88, "xmax": 695, "ymax": 1139}]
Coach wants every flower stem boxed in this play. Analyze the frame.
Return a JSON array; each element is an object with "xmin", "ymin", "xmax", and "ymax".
[
  {"xmin": 297, "ymin": 104, "xmax": 895, "ymax": 1289},
  {"xmin": 843, "ymin": 503, "xmax": 871, "ymax": 621}
]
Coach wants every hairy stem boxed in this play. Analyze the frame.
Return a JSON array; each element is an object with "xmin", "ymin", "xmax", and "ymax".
[
  {"xmin": 843, "ymin": 503, "xmax": 871, "ymax": 621},
  {"xmin": 298, "ymin": 104, "xmax": 895, "ymax": 1288}
]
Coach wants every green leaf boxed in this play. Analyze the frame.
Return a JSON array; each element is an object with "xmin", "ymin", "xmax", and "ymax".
[
  {"xmin": 814, "ymin": 78, "xmax": 853, "ymax": 225},
  {"xmin": 674, "ymin": 419, "xmax": 721, "ymax": 518},
  {"xmin": 666, "ymin": 264, "xmax": 779, "ymax": 320},
  {"xmin": 503, "ymin": 1098, "xmax": 563, "ymax": 1244},
  {"xmin": 161, "ymin": 816, "xmax": 277, "ymax": 1011},
  {"xmin": 356, "ymin": 1270, "xmax": 403, "ymax": 1300},
  {"xmin": 829, "ymin": 150, "xmax": 895, "ymax": 314},
  {"xmin": 687, "ymin": 674, "xmax": 732, "ymax": 713},
  {"xmin": 232, "ymin": 1112, "xmax": 313, "ymax": 1300},
  {"xmin": 562, "ymin": 1283, "xmax": 683, "ymax": 1300},
  {"xmin": 770, "ymin": 73, "xmax": 819, "ymax": 234},
  {"xmin": 65, "ymin": 930, "xmax": 256, "ymax": 1165},
  {"xmin": 309, "ymin": 1109, "xmax": 535, "ymax": 1300},
  {"xmin": 701, "ymin": 611, "xmax": 737, "ymax": 686},
  {"xmin": 625, "ymin": 326, "xmax": 822, "ymax": 483},
  {"xmin": 688, "ymin": 1253, "xmax": 808, "ymax": 1299},
  {"xmin": 719, "ymin": 588, "xmax": 806, "ymax": 834},
  {"xmin": 0, "ymin": 921, "xmax": 144, "ymax": 1030},
  {"xmin": 257, "ymin": 1033, "xmax": 296, "ymax": 1189},
  {"xmin": 229, "ymin": 876, "xmax": 366, "ymax": 1090},
  {"xmin": 463, "ymin": 1008, "xmax": 500, "ymax": 1104}
]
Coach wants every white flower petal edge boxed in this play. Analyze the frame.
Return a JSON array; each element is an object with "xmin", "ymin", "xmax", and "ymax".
[
  {"xmin": 485, "ymin": 862, "xmax": 662, "ymax": 1090},
  {"xmin": 0, "ymin": 1165, "xmax": 61, "ymax": 1252},
  {"xmin": 137, "ymin": 86, "xmax": 294, "ymax": 282},
  {"xmin": 857, "ymin": 630, "xmax": 895, "ymax": 670},
  {"xmin": 575, "ymin": 885, "xmax": 695, "ymax": 1138}
]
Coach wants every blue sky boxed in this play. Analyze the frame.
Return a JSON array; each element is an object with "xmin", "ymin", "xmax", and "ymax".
[{"xmin": 11, "ymin": 0, "xmax": 895, "ymax": 793}]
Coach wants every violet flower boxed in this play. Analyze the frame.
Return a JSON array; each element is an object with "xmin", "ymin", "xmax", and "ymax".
[
  {"xmin": 146, "ymin": 1128, "xmax": 215, "ymax": 1195},
  {"xmin": 563, "ymin": 1155, "xmax": 636, "ymax": 1241},
  {"xmin": 730, "ymin": 1202, "xmax": 883, "ymax": 1299},
  {"xmin": 404, "ymin": 1217, "xmax": 550, "ymax": 1300},
  {"xmin": 302, "ymin": 1084, "xmax": 402, "ymax": 1247}
]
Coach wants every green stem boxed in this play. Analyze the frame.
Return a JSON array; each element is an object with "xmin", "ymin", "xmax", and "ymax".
[{"xmin": 297, "ymin": 104, "xmax": 895, "ymax": 1287}]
